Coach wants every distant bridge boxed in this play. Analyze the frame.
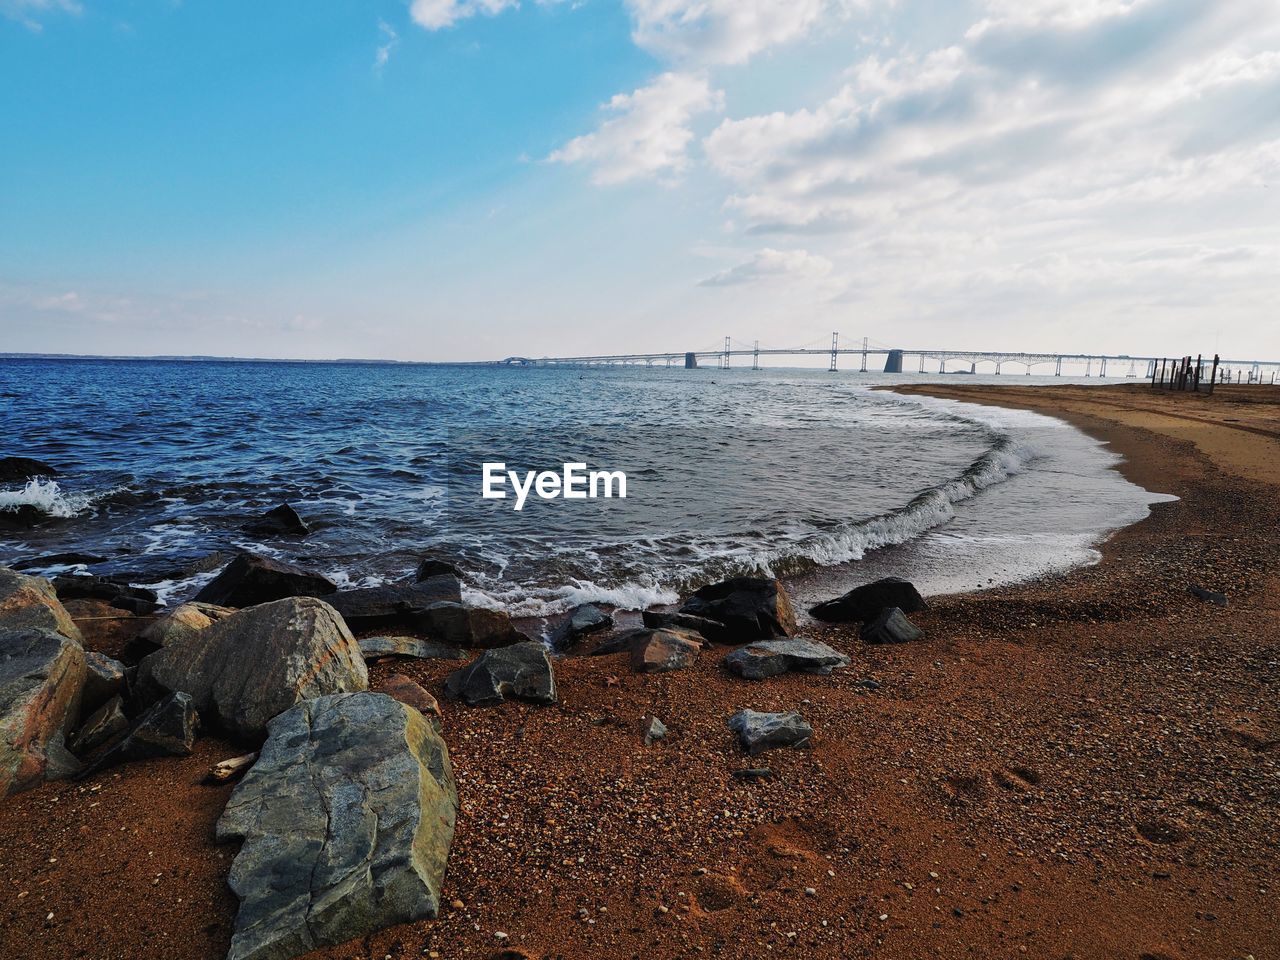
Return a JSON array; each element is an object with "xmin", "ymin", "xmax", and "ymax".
[{"xmin": 492, "ymin": 334, "xmax": 1280, "ymax": 380}]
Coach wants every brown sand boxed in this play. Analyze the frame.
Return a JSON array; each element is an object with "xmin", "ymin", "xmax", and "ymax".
[{"xmin": 2, "ymin": 383, "xmax": 1277, "ymax": 960}]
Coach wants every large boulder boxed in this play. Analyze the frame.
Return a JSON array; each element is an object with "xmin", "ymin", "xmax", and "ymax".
[
  {"xmin": 193, "ymin": 554, "xmax": 338, "ymax": 609},
  {"xmin": 549, "ymin": 604, "xmax": 613, "ymax": 650},
  {"xmin": 0, "ymin": 456, "xmax": 58, "ymax": 482},
  {"xmin": 216, "ymin": 693, "xmax": 457, "ymax": 960},
  {"xmin": 324, "ymin": 576, "xmax": 463, "ymax": 633},
  {"xmin": 677, "ymin": 577, "xmax": 796, "ymax": 642},
  {"xmin": 444, "ymin": 642, "xmax": 557, "ymax": 706},
  {"xmin": 723, "ymin": 638, "xmax": 850, "ymax": 680},
  {"xmin": 138, "ymin": 597, "xmax": 367, "ymax": 738},
  {"xmin": 0, "ymin": 627, "xmax": 87, "ymax": 794},
  {"xmin": 809, "ymin": 576, "xmax": 927, "ymax": 623},
  {"xmin": 52, "ymin": 574, "xmax": 159, "ymax": 615},
  {"xmin": 78, "ymin": 692, "xmax": 199, "ymax": 776},
  {"xmin": 126, "ymin": 601, "xmax": 235, "ymax": 662},
  {"xmin": 727, "ymin": 709, "xmax": 812, "ymax": 755},
  {"xmin": 242, "ymin": 503, "xmax": 309, "ymax": 538},
  {"xmin": 0, "ymin": 568, "xmax": 83, "ymax": 642},
  {"xmin": 410, "ymin": 602, "xmax": 527, "ymax": 649}
]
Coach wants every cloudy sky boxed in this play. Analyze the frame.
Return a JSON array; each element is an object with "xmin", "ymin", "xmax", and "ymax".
[{"xmin": 2, "ymin": 0, "xmax": 1278, "ymax": 361}]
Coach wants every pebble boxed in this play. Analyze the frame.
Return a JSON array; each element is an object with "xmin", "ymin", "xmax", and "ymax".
[{"xmin": 804, "ymin": 887, "xmax": 817, "ymax": 897}]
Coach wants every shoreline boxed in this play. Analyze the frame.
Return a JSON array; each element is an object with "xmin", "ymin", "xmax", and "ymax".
[{"xmin": 2, "ymin": 383, "xmax": 1278, "ymax": 960}]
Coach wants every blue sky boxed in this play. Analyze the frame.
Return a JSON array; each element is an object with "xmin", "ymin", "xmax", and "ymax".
[{"xmin": 2, "ymin": 0, "xmax": 1278, "ymax": 361}]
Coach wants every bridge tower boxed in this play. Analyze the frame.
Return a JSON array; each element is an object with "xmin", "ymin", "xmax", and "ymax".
[
  {"xmin": 1055, "ymin": 356, "xmax": 1062, "ymax": 376},
  {"xmin": 684, "ymin": 351, "xmax": 697, "ymax": 368},
  {"xmin": 860, "ymin": 336, "xmax": 868, "ymax": 372},
  {"xmin": 722, "ymin": 336, "xmax": 731, "ymax": 369},
  {"xmin": 1100, "ymin": 357, "xmax": 1108, "ymax": 377},
  {"xmin": 829, "ymin": 332, "xmax": 839, "ymax": 372},
  {"xmin": 884, "ymin": 349, "xmax": 904, "ymax": 373},
  {"xmin": 752, "ymin": 340, "xmax": 760, "ymax": 371}
]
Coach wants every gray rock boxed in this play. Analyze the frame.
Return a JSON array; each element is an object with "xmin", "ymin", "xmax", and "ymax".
[
  {"xmin": 641, "ymin": 609, "xmax": 730, "ymax": 644},
  {"xmin": 70, "ymin": 695, "xmax": 129, "ymax": 754},
  {"xmin": 727, "ymin": 709, "xmax": 812, "ymax": 755},
  {"xmin": 242, "ymin": 503, "xmax": 309, "ymax": 538},
  {"xmin": 859, "ymin": 607, "xmax": 923, "ymax": 644},
  {"xmin": 643, "ymin": 717, "xmax": 667, "ymax": 746},
  {"xmin": 0, "ymin": 626, "xmax": 87, "ymax": 794},
  {"xmin": 411, "ymin": 601, "xmax": 526, "ymax": 649},
  {"xmin": 126, "ymin": 601, "xmax": 235, "ymax": 663},
  {"xmin": 588, "ymin": 628, "xmax": 649, "ymax": 656},
  {"xmin": 52, "ymin": 573, "xmax": 159, "ymax": 615},
  {"xmin": 549, "ymin": 604, "xmax": 614, "ymax": 650},
  {"xmin": 357, "ymin": 635, "xmax": 466, "ymax": 662},
  {"xmin": 325, "ymin": 577, "xmax": 463, "ymax": 633},
  {"xmin": 631, "ymin": 628, "xmax": 701, "ymax": 673},
  {"xmin": 138, "ymin": 597, "xmax": 367, "ymax": 738},
  {"xmin": 678, "ymin": 577, "xmax": 797, "ymax": 642},
  {"xmin": 444, "ymin": 642, "xmax": 557, "ymax": 706},
  {"xmin": 723, "ymin": 638, "xmax": 850, "ymax": 680},
  {"xmin": 216, "ymin": 693, "xmax": 457, "ymax": 960},
  {"xmin": 810, "ymin": 576, "xmax": 927, "ymax": 623},
  {"xmin": 79, "ymin": 692, "xmax": 199, "ymax": 776},
  {"xmin": 0, "ymin": 568, "xmax": 83, "ymax": 642},
  {"xmin": 82, "ymin": 651, "xmax": 126, "ymax": 714},
  {"xmin": 1188, "ymin": 584, "xmax": 1228, "ymax": 606},
  {"xmin": 415, "ymin": 556, "xmax": 461, "ymax": 581},
  {"xmin": 193, "ymin": 553, "xmax": 338, "ymax": 609}
]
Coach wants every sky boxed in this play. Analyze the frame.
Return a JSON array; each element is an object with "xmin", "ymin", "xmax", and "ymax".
[{"xmin": 1, "ymin": 0, "xmax": 1278, "ymax": 362}]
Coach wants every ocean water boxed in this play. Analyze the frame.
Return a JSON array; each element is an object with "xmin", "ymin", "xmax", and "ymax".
[{"xmin": 0, "ymin": 359, "xmax": 1173, "ymax": 614}]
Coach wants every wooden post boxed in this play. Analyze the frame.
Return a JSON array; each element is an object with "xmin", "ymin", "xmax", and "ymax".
[
  {"xmin": 1193, "ymin": 353, "xmax": 1202, "ymax": 392},
  {"xmin": 1208, "ymin": 354, "xmax": 1219, "ymax": 395}
]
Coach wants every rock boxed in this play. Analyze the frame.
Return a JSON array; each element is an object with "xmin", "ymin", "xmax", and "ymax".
[
  {"xmin": 69, "ymin": 695, "xmax": 128, "ymax": 754},
  {"xmin": 79, "ymin": 692, "xmax": 198, "ymax": 777},
  {"xmin": 631, "ymin": 629, "xmax": 701, "ymax": 673},
  {"xmin": 357, "ymin": 636, "xmax": 466, "ymax": 662},
  {"xmin": 416, "ymin": 556, "xmax": 462, "ymax": 581},
  {"xmin": 549, "ymin": 604, "xmax": 614, "ymax": 650},
  {"xmin": 0, "ymin": 503, "xmax": 48, "ymax": 529},
  {"xmin": 410, "ymin": 601, "xmax": 527, "ymax": 649},
  {"xmin": 731, "ymin": 767, "xmax": 773, "ymax": 781},
  {"xmin": 643, "ymin": 716, "xmax": 667, "ymax": 746},
  {"xmin": 588, "ymin": 628, "xmax": 649, "ymax": 657},
  {"xmin": 59, "ymin": 598, "xmax": 142, "ymax": 654},
  {"xmin": 1188, "ymin": 585, "xmax": 1228, "ymax": 607},
  {"xmin": 0, "ymin": 456, "xmax": 58, "ymax": 482},
  {"xmin": 82, "ymin": 651, "xmax": 125, "ymax": 714},
  {"xmin": 193, "ymin": 553, "xmax": 338, "ymax": 609},
  {"xmin": 138, "ymin": 597, "xmax": 367, "ymax": 738},
  {"xmin": 0, "ymin": 627, "xmax": 87, "ymax": 793},
  {"xmin": 444, "ymin": 642, "xmax": 557, "ymax": 706},
  {"xmin": 216, "ymin": 692, "xmax": 457, "ymax": 960},
  {"xmin": 0, "ymin": 568, "xmax": 83, "ymax": 642},
  {"xmin": 723, "ymin": 638, "xmax": 850, "ymax": 680},
  {"xmin": 381, "ymin": 674, "xmax": 442, "ymax": 728},
  {"xmin": 242, "ymin": 503, "xmax": 309, "ymax": 537},
  {"xmin": 12, "ymin": 552, "xmax": 107, "ymax": 571},
  {"xmin": 727, "ymin": 709, "xmax": 812, "ymax": 755},
  {"xmin": 809, "ymin": 576, "xmax": 927, "ymax": 623},
  {"xmin": 126, "ymin": 601, "xmax": 235, "ymax": 662},
  {"xmin": 860, "ymin": 607, "xmax": 923, "ymax": 644},
  {"xmin": 641, "ymin": 609, "xmax": 731, "ymax": 644},
  {"xmin": 324, "ymin": 576, "xmax": 463, "ymax": 633},
  {"xmin": 678, "ymin": 577, "xmax": 796, "ymax": 642},
  {"xmin": 52, "ymin": 574, "xmax": 159, "ymax": 615}
]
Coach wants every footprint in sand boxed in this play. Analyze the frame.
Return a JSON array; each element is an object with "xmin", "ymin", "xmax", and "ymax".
[
  {"xmin": 993, "ymin": 764, "xmax": 1042, "ymax": 791},
  {"xmin": 1135, "ymin": 817, "xmax": 1189, "ymax": 845}
]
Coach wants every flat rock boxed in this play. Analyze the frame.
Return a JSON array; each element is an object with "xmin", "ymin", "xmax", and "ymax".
[
  {"xmin": 358, "ymin": 635, "xmax": 466, "ymax": 662},
  {"xmin": 723, "ymin": 638, "xmax": 850, "ymax": 680},
  {"xmin": 631, "ymin": 629, "xmax": 701, "ymax": 673},
  {"xmin": 1188, "ymin": 584, "xmax": 1228, "ymax": 606},
  {"xmin": 82, "ymin": 651, "xmax": 126, "ymax": 714},
  {"xmin": 0, "ymin": 456, "xmax": 57, "ymax": 482},
  {"xmin": 678, "ymin": 577, "xmax": 796, "ymax": 642},
  {"xmin": 549, "ymin": 604, "xmax": 614, "ymax": 650},
  {"xmin": 79, "ymin": 692, "xmax": 198, "ymax": 776},
  {"xmin": 325, "ymin": 576, "xmax": 463, "ymax": 633},
  {"xmin": 52, "ymin": 574, "xmax": 159, "ymax": 615},
  {"xmin": 0, "ymin": 568, "xmax": 83, "ymax": 642},
  {"xmin": 410, "ymin": 601, "xmax": 527, "ymax": 649},
  {"xmin": 193, "ymin": 554, "xmax": 338, "ymax": 609},
  {"xmin": 381, "ymin": 674, "xmax": 442, "ymax": 727},
  {"xmin": 727, "ymin": 709, "xmax": 812, "ymax": 755},
  {"xmin": 70, "ymin": 695, "xmax": 129, "ymax": 754},
  {"xmin": 0, "ymin": 627, "xmax": 87, "ymax": 794},
  {"xmin": 860, "ymin": 607, "xmax": 923, "ymax": 644},
  {"xmin": 242, "ymin": 503, "xmax": 310, "ymax": 538},
  {"xmin": 810, "ymin": 576, "xmax": 927, "ymax": 623},
  {"xmin": 641, "ymin": 609, "xmax": 730, "ymax": 644},
  {"xmin": 216, "ymin": 692, "xmax": 457, "ymax": 960},
  {"xmin": 444, "ymin": 642, "xmax": 557, "ymax": 706},
  {"xmin": 138, "ymin": 597, "xmax": 367, "ymax": 738},
  {"xmin": 13, "ymin": 552, "xmax": 107, "ymax": 571},
  {"xmin": 127, "ymin": 601, "xmax": 235, "ymax": 662}
]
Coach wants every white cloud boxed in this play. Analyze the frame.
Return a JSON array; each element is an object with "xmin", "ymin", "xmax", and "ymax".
[
  {"xmin": 1, "ymin": 0, "xmax": 81, "ymax": 30},
  {"xmin": 549, "ymin": 72, "xmax": 724, "ymax": 185},
  {"xmin": 374, "ymin": 19, "xmax": 399, "ymax": 72},
  {"xmin": 700, "ymin": 247, "xmax": 833, "ymax": 285},
  {"xmin": 409, "ymin": 0, "xmax": 518, "ymax": 31},
  {"xmin": 626, "ymin": 0, "xmax": 853, "ymax": 66}
]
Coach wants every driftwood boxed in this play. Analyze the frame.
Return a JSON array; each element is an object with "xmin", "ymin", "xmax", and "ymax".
[{"xmin": 207, "ymin": 753, "xmax": 258, "ymax": 783}]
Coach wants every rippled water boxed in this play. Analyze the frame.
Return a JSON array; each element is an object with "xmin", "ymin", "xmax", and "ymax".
[{"xmin": 0, "ymin": 358, "xmax": 1171, "ymax": 612}]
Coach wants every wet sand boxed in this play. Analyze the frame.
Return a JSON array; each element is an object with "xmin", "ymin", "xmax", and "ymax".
[{"xmin": 2, "ymin": 383, "xmax": 1277, "ymax": 960}]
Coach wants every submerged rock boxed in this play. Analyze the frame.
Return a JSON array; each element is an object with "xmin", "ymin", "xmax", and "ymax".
[
  {"xmin": 678, "ymin": 577, "xmax": 796, "ymax": 642},
  {"xmin": 415, "ymin": 556, "xmax": 462, "ymax": 581},
  {"xmin": 0, "ymin": 627, "xmax": 87, "ymax": 794},
  {"xmin": 0, "ymin": 456, "xmax": 58, "ymax": 482},
  {"xmin": 723, "ymin": 638, "xmax": 850, "ymax": 680},
  {"xmin": 810, "ymin": 576, "xmax": 927, "ymax": 623},
  {"xmin": 242, "ymin": 503, "xmax": 309, "ymax": 538},
  {"xmin": 859, "ymin": 607, "xmax": 923, "ymax": 645},
  {"xmin": 216, "ymin": 693, "xmax": 457, "ymax": 960},
  {"xmin": 357, "ymin": 635, "xmax": 466, "ymax": 662},
  {"xmin": 0, "ymin": 568, "xmax": 83, "ymax": 642},
  {"xmin": 70, "ymin": 695, "xmax": 129, "ymax": 754},
  {"xmin": 727, "ymin": 709, "xmax": 812, "ymax": 755},
  {"xmin": 193, "ymin": 553, "xmax": 338, "ymax": 609},
  {"xmin": 138, "ymin": 597, "xmax": 367, "ymax": 738},
  {"xmin": 325, "ymin": 576, "xmax": 463, "ymax": 633},
  {"xmin": 12, "ymin": 552, "xmax": 107, "ymax": 571},
  {"xmin": 549, "ymin": 604, "xmax": 614, "ymax": 650},
  {"xmin": 444, "ymin": 642, "xmax": 557, "ymax": 706}
]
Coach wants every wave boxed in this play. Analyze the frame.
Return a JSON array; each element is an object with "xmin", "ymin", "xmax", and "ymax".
[{"xmin": 0, "ymin": 479, "xmax": 96, "ymax": 519}]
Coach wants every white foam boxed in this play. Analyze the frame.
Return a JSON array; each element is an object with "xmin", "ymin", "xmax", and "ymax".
[{"xmin": 0, "ymin": 479, "xmax": 94, "ymax": 518}]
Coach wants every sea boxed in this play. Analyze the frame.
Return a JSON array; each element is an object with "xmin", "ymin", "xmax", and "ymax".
[{"xmin": 0, "ymin": 358, "xmax": 1174, "ymax": 617}]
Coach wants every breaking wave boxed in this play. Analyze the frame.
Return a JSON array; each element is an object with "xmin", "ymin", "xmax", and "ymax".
[{"xmin": 0, "ymin": 479, "xmax": 96, "ymax": 519}]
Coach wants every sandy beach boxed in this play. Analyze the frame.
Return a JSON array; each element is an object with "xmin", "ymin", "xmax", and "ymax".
[{"xmin": 2, "ymin": 382, "xmax": 1277, "ymax": 960}]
